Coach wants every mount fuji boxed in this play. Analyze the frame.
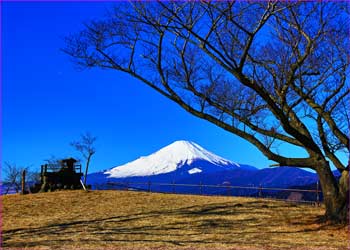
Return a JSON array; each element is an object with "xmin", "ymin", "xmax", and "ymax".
[
  {"xmin": 88, "ymin": 140, "xmax": 257, "ymax": 185},
  {"xmin": 87, "ymin": 140, "xmax": 318, "ymax": 195},
  {"xmin": 106, "ymin": 140, "xmax": 256, "ymax": 178}
]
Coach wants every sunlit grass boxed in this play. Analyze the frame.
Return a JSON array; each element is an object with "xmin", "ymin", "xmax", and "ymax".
[{"xmin": 2, "ymin": 190, "xmax": 348, "ymax": 250}]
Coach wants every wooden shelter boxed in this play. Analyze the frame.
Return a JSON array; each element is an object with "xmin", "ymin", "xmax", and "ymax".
[{"xmin": 37, "ymin": 157, "xmax": 83, "ymax": 192}]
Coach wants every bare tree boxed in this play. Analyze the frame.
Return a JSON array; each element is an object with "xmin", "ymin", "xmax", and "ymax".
[
  {"xmin": 63, "ymin": 2, "xmax": 349, "ymax": 223},
  {"xmin": 44, "ymin": 155, "xmax": 61, "ymax": 165},
  {"xmin": 3, "ymin": 162, "xmax": 29, "ymax": 194},
  {"xmin": 27, "ymin": 171, "xmax": 41, "ymax": 185},
  {"xmin": 70, "ymin": 132, "xmax": 97, "ymax": 186}
]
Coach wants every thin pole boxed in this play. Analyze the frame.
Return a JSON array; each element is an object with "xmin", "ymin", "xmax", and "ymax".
[
  {"xmin": 21, "ymin": 170, "xmax": 26, "ymax": 195},
  {"xmin": 259, "ymin": 184, "xmax": 263, "ymax": 198}
]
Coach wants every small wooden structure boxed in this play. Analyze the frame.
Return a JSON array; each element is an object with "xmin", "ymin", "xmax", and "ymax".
[{"xmin": 36, "ymin": 157, "xmax": 83, "ymax": 192}]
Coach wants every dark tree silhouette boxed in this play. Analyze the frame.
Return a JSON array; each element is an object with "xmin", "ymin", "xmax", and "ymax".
[
  {"xmin": 70, "ymin": 132, "xmax": 96, "ymax": 186},
  {"xmin": 3, "ymin": 162, "xmax": 29, "ymax": 194},
  {"xmin": 63, "ymin": 2, "xmax": 349, "ymax": 223}
]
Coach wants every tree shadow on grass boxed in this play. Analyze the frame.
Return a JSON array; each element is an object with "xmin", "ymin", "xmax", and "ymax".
[{"xmin": 2, "ymin": 201, "xmax": 332, "ymax": 249}]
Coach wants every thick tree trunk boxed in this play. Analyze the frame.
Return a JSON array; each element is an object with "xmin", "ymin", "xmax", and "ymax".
[
  {"xmin": 316, "ymin": 161, "xmax": 349, "ymax": 224},
  {"xmin": 337, "ymin": 170, "xmax": 349, "ymax": 223}
]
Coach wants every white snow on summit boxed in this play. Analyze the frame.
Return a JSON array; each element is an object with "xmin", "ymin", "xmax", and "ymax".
[{"xmin": 105, "ymin": 140, "xmax": 239, "ymax": 178}]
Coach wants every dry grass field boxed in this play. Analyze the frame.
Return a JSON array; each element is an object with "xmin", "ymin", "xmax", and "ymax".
[{"xmin": 2, "ymin": 190, "xmax": 348, "ymax": 250}]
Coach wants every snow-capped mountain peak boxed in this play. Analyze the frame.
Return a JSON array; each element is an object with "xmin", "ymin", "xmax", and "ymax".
[{"xmin": 105, "ymin": 140, "xmax": 240, "ymax": 178}]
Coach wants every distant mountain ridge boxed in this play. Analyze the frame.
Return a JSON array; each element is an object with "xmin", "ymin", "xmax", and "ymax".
[{"xmin": 87, "ymin": 140, "xmax": 319, "ymax": 192}]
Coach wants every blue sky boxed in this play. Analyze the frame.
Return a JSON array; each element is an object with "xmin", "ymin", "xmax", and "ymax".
[{"xmin": 2, "ymin": 2, "xmax": 327, "ymax": 175}]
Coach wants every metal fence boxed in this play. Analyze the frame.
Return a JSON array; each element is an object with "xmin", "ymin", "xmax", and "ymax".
[
  {"xmin": 92, "ymin": 181, "xmax": 322, "ymax": 205},
  {"xmin": 2, "ymin": 180, "xmax": 323, "ymax": 206}
]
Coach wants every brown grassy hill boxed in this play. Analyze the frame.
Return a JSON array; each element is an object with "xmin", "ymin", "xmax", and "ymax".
[{"xmin": 2, "ymin": 190, "xmax": 348, "ymax": 250}]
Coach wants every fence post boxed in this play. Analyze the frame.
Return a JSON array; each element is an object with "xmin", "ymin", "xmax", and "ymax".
[
  {"xmin": 259, "ymin": 184, "xmax": 263, "ymax": 198},
  {"xmin": 172, "ymin": 180, "xmax": 175, "ymax": 194},
  {"xmin": 21, "ymin": 170, "xmax": 26, "ymax": 195},
  {"xmin": 148, "ymin": 181, "xmax": 151, "ymax": 193}
]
